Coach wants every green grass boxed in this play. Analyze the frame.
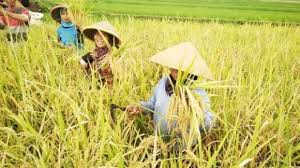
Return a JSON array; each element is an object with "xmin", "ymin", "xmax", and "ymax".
[{"xmin": 84, "ymin": 0, "xmax": 300, "ymax": 23}]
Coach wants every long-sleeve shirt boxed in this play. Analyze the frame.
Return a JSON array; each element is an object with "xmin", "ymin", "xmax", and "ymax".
[{"xmin": 141, "ymin": 76, "xmax": 214, "ymax": 136}]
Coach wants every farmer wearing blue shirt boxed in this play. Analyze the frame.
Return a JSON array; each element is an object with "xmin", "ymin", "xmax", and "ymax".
[
  {"xmin": 126, "ymin": 42, "xmax": 215, "ymax": 143},
  {"xmin": 50, "ymin": 4, "xmax": 83, "ymax": 48}
]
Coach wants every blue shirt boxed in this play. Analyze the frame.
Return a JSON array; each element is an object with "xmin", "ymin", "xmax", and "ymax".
[
  {"xmin": 57, "ymin": 21, "xmax": 82, "ymax": 48},
  {"xmin": 141, "ymin": 76, "xmax": 214, "ymax": 136}
]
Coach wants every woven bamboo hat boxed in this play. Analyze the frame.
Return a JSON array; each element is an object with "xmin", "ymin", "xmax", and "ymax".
[
  {"xmin": 50, "ymin": 4, "xmax": 68, "ymax": 22},
  {"xmin": 150, "ymin": 42, "xmax": 213, "ymax": 80},
  {"xmin": 82, "ymin": 21, "xmax": 121, "ymax": 47}
]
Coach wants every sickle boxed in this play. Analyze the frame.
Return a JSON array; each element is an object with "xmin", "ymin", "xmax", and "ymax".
[{"xmin": 110, "ymin": 104, "xmax": 126, "ymax": 123}]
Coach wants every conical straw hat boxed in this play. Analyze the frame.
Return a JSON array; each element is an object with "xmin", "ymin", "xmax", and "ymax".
[
  {"xmin": 50, "ymin": 4, "xmax": 68, "ymax": 22},
  {"xmin": 150, "ymin": 42, "xmax": 213, "ymax": 80},
  {"xmin": 82, "ymin": 21, "xmax": 121, "ymax": 47}
]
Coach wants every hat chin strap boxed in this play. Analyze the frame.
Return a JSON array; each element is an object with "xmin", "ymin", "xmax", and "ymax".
[{"xmin": 113, "ymin": 37, "xmax": 115, "ymax": 47}]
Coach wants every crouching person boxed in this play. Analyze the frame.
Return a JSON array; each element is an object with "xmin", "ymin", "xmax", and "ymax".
[
  {"xmin": 0, "ymin": 0, "xmax": 30, "ymax": 42},
  {"xmin": 79, "ymin": 21, "xmax": 121, "ymax": 88},
  {"xmin": 126, "ymin": 42, "xmax": 215, "ymax": 148},
  {"xmin": 50, "ymin": 4, "xmax": 83, "ymax": 49}
]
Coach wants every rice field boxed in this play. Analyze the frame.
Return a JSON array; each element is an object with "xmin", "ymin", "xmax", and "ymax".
[
  {"xmin": 0, "ymin": 1, "xmax": 300, "ymax": 167},
  {"xmin": 84, "ymin": 0, "xmax": 300, "ymax": 23}
]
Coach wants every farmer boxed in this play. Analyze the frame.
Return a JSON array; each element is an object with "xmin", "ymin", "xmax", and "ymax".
[
  {"xmin": 126, "ymin": 42, "xmax": 215, "ymax": 143},
  {"xmin": 50, "ymin": 4, "xmax": 83, "ymax": 49},
  {"xmin": 79, "ymin": 21, "xmax": 121, "ymax": 88},
  {"xmin": 0, "ymin": 0, "xmax": 30, "ymax": 42},
  {"xmin": 1, "ymin": 0, "xmax": 43, "ymax": 26}
]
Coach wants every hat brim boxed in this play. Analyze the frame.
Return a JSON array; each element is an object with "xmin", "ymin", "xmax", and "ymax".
[
  {"xmin": 50, "ymin": 5, "xmax": 68, "ymax": 22},
  {"xmin": 150, "ymin": 42, "xmax": 214, "ymax": 80},
  {"xmin": 83, "ymin": 28, "xmax": 121, "ymax": 47}
]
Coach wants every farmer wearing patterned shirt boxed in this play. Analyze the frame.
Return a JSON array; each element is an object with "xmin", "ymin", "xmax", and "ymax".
[
  {"xmin": 80, "ymin": 21, "xmax": 121, "ymax": 88},
  {"xmin": 0, "ymin": 0, "xmax": 30, "ymax": 42}
]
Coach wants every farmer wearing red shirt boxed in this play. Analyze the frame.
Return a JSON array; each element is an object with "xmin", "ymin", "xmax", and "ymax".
[{"xmin": 0, "ymin": 0, "xmax": 30, "ymax": 41}]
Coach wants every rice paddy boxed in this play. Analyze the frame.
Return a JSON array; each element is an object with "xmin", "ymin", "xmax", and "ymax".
[
  {"xmin": 85, "ymin": 0, "xmax": 300, "ymax": 23},
  {"xmin": 0, "ymin": 0, "xmax": 299, "ymax": 167}
]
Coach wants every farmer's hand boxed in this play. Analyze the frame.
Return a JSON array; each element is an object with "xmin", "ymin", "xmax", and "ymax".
[{"xmin": 126, "ymin": 105, "xmax": 143, "ymax": 115}]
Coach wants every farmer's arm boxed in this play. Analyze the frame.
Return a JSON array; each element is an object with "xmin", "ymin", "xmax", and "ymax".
[
  {"xmin": 127, "ymin": 84, "xmax": 159, "ymax": 115},
  {"xmin": 57, "ymin": 29, "xmax": 61, "ymax": 43},
  {"xmin": 4, "ymin": 9, "xmax": 29, "ymax": 22},
  {"xmin": 126, "ymin": 94, "xmax": 155, "ymax": 115},
  {"xmin": 56, "ymin": 29, "xmax": 66, "ymax": 47},
  {"xmin": 140, "ymin": 94, "xmax": 156, "ymax": 115},
  {"xmin": 126, "ymin": 77, "xmax": 169, "ymax": 116}
]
